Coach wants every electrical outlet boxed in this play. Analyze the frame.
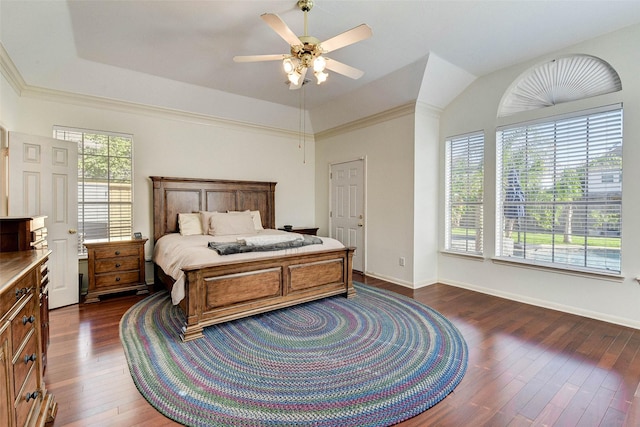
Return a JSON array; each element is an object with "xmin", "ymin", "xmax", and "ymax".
[{"xmin": 399, "ymin": 257, "xmax": 405, "ymax": 267}]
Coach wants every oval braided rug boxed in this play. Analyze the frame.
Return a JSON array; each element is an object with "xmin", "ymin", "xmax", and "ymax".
[{"xmin": 120, "ymin": 283, "xmax": 467, "ymax": 427}]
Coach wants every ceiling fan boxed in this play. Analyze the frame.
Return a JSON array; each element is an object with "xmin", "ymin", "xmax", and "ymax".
[{"xmin": 233, "ymin": 0, "xmax": 372, "ymax": 90}]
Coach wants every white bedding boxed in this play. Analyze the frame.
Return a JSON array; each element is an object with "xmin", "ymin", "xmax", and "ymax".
[{"xmin": 152, "ymin": 229, "xmax": 345, "ymax": 305}]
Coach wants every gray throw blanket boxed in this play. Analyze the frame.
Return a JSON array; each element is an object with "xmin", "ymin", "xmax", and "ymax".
[{"xmin": 209, "ymin": 235, "xmax": 323, "ymax": 255}]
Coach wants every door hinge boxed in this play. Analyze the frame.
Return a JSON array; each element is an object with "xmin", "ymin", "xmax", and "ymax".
[
  {"xmin": 330, "ymin": 172, "xmax": 332, "ymax": 179},
  {"xmin": 330, "ymin": 211, "xmax": 332, "ymax": 218}
]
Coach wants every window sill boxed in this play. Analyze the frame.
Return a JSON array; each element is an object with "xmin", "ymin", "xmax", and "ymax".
[
  {"xmin": 491, "ymin": 256, "xmax": 624, "ymax": 282},
  {"xmin": 440, "ymin": 250, "xmax": 484, "ymax": 261}
]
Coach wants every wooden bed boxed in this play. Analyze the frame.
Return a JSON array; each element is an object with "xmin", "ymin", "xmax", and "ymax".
[{"xmin": 151, "ymin": 176, "xmax": 355, "ymax": 341}]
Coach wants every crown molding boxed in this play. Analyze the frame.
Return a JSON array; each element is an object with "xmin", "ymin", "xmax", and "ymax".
[
  {"xmin": 0, "ymin": 45, "xmax": 310, "ymax": 140},
  {"xmin": 314, "ymin": 102, "xmax": 418, "ymax": 141},
  {"xmin": 21, "ymin": 85, "xmax": 309, "ymax": 140},
  {"xmin": 415, "ymin": 100, "xmax": 443, "ymax": 119},
  {"xmin": 0, "ymin": 43, "xmax": 26, "ymax": 95}
]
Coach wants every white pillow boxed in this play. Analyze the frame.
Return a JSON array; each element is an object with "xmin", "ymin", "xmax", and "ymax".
[
  {"xmin": 199, "ymin": 211, "xmax": 217, "ymax": 234},
  {"xmin": 209, "ymin": 211, "xmax": 256, "ymax": 236},
  {"xmin": 178, "ymin": 213, "xmax": 203, "ymax": 236},
  {"xmin": 228, "ymin": 210, "xmax": 264, "ymax": 230}
]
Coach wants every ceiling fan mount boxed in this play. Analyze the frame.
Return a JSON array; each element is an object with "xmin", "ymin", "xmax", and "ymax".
[
  {"xmin": 297, "ymin": 0, "xmax": 314, "ymax": 13},
  {"xmin": 233, "ymin": 1, "xmax": 372, "ymax": 90}
]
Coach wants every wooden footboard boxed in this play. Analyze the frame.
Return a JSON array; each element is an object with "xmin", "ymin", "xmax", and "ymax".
[
  {"xmin": 151, "ymin": 176, "xmax": 355, "ymax": 341},
  {"xmin": 173, "ymin": 247, "xmax": 354, "ymax": 341}
]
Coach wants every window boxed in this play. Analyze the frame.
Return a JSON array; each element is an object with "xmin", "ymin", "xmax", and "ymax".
[
  {"xmin": 445, "ymin": 132, "xmax": 484, "ymax": 255},
  {"xmin": 53, "ymin": 127, "xmax": 133, "ymax": 256},
  {"xmin": 496, "ymin": 105, "xmax": 622, "ymax": 274}
]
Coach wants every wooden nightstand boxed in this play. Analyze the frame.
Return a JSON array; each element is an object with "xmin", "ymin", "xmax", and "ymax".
[
  {"xmin": 84, "ymin": 238, "xmax": 149, "ymax": 303},
  {"xmin": 277, "ymin": 227, "xmax": 319, "ymax": 236}
]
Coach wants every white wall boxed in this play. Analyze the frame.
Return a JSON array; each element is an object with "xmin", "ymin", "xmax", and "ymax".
[
  {"xmin": 438, "ymin": 24, "xmax": 640, "ymax": 329},
  {"xmin": 0, "ymin": 69, "xmax": 20, "ymax": 216},
  {"xmin": 315, "ymin": 106, "xmax": 420, "ymax": 286},
  {"xmin": 1, "ymin": 85, "xmax": 316, "ymax": 260},
  {"xmin": 413, "ymin": 103, "xmax": 440, "ymax": 286}
]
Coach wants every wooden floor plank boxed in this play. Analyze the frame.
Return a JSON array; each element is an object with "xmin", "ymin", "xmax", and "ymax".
[{"xmin": 43, "ymin": 274, "xmax": 640, "ymax": 426}]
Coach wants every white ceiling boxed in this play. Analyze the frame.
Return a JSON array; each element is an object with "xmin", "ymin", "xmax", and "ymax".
[{"xmin": 2, "ymin": 0, "xmax": 640, "ymax": 130}]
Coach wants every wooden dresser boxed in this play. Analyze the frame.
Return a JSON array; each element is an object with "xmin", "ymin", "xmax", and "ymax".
[
  {"xmin": 84, "ymin": 238, "xmax": 149, "ymax": 303},
  {"xmin": 0, "ymin": 249, "xmax": 56, "ymax": 427},
  {"xmin": 0, "ymin": 217, "xmax": 48, "ymax": 252}
]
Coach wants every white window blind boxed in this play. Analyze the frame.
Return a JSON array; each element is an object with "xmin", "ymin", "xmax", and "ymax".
[
  {"xmin": 53, "ymin": 127, "xmax": 133, "ymax": 256},
  {"xmin": 496, "ymin": 105, "xmax": 622, "ymax": 273},
  {"xmin": 445, "ymin": 132, "xmax": 484, "ymax": 255}
]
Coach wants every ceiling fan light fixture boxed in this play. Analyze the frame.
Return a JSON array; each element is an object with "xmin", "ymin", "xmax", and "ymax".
[
  {"xmin": 288, "ymin": 69, "xmax": 302, "ymax": 85},
  {"xmin": 313, "ymin": 56, "xmax": 326, "ymax": 72},
  {"xmin": 283, "ymin": 58, "xmax": 296, "ymax": 74},
  {"xmin": 314, "ymin": 70, "xmax": 328, "ymax": 84}
]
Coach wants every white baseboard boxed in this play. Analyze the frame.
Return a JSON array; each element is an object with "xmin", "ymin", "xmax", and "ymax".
[{"xmin": 440, "ymin": 278, "xmax": 640, "ymax": 331}]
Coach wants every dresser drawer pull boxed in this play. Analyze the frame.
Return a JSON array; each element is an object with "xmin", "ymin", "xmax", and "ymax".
[
  {"xmin": 22, "ymin": 315, "xmax": 36, "ymax": 325},
  {"xmin": 25, "ymin": 391, "xmax": 39, "ymax": 402},
  {"xmin": 24, "ymin": 353, "xmax": 37, "ymax": 364},
  {"xmin": 115, "ymin": 250, "xmax": 121, "ymax": 255},
  {"xmin": 15, "ymin": 287, "xmax": 32, "ymax": 299},
  {"xmin": 115, "ymin": 263, "xmax": 121, "ymax": 268},
  {"xmin": 115, "ymin": 277, "xmax": 121, "ymax": 282}
]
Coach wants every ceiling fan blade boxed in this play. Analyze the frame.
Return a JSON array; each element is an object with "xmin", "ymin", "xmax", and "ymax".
[
  {"xmin": 320, "ymin": 24, "xmax": 372, "ymax": 53},
  {"xmin": 261, "ymin": 13, "xmax": 302, "ymax": 47},
  {"xmin": 233, "ymin": 54, "xmax": 287, "ymax": 63},
  {"xmin": 289, "ymin": 68, "xmax": 308, "ymax": 90},
  {"xmin": 325, "ymin": 58, "xmax": 365, "ymax": 79}
]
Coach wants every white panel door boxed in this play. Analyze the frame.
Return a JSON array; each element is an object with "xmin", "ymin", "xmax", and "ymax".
[
  {"xmin": 330, "ymin": 159, "xmax": 365, "ymax": 272},
  {"xmin": 9, "ymin": 132, "xmax": 79, "ymax": 309}
]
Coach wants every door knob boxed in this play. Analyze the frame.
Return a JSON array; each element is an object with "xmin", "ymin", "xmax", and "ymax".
[
  {"xmin": 358, "ymin": 223, "xmax": 363, "ymax": 227},
  {"xmin": 68, "ymin": 229, "xmax": 77, "ymax": 234}
]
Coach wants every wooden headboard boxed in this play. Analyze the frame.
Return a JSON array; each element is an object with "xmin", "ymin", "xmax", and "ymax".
[{"xmin": 151, "ymin": 176, "xmax": 276, "ymax": 242}]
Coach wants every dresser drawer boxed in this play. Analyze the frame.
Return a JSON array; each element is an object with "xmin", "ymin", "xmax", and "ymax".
[
  {"xmin": 94, "ymin": 255, "xmax": 139, "ymax": 274},
  {"xmin": 93, "ymin": 245, "xmax": 139, "ymax": 259},
  {"xmin": 0, "ymin": 272, "xmax": 34, "ymax": 323},
  {"xmin": 14, "ymin": 363, "xmax": 38, "ymax": 427},
  {"xmin": 11, "ymin": 295, "xmax": 36, "ymax": 351},
  {"xmin": 95, "ymin": 271, "xmax": 141, "ymax": 288},
  {"xmin": 13, "ymin": 330, "xmax": 37, "ymax": 396},
  {"xmin": 0, "ymin": 250, "xmax": 56, "ymax": 426}
]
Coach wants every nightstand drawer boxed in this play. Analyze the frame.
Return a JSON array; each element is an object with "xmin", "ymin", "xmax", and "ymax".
[
  {"xmin": 95, "ymin": 256, "xmax": 139, "ymax": 274},
  {"xmin": 93, "ymin": 245, "xmax": 139, "ymax": 259},
  {"xmin": 95, "ymin": 271, "xmax": 141, "ymax": 288},
  {"xmin": 84, "ymin": 238, "xmax": 148, "ymax": 303}
]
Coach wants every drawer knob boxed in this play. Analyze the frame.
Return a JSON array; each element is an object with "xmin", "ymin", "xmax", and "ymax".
[
  {"xmin": 115, "ymin": 277, "xmax": 121, "ymax": 282},
  {"xmin": 25, "ymin": 391, "xmax": 39, "ymax": 402},
  {"xmin": 115, "ymin": 263, "xmax": 121, "ymax": 268},
  {"xmin": 15, "ymin": 287, "xmax": 31, "ymax": 299},
  {"xmin": 115, "ymin": 250, "xmax": 121, "ymax": 255},
  {"xmin": 24, "ymin": 353, "xmax": 37, "ymax": 364},
  {"xmin": 22, "ymin": 315, "xmax": 36, "ymax": 325}
]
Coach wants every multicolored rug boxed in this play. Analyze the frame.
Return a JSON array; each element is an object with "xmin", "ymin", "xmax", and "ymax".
[{"xmin": 120, "ymin": 283, "xmax": 467, "ymax": 427}]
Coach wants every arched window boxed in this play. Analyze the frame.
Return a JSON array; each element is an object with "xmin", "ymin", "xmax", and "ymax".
[
  {"xmin": 495, "ymin": 55, "xmax": 623, "ymax": 275},
  {"xmin": 498, "ymin": 54, "xmax": 621, "ymax": 117}
]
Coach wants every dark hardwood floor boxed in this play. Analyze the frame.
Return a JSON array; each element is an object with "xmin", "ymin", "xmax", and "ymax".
[{"xmin": 44, "ymin": 273, "xmax": 640, "ymax": 426}]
